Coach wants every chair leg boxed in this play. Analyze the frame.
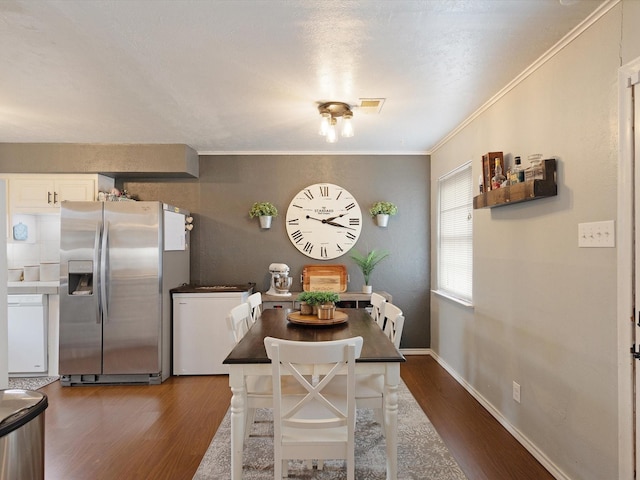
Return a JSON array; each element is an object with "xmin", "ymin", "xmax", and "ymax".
[{"xmin": 244, "ymin": 407, "xmax": 257, "ymax": 441}]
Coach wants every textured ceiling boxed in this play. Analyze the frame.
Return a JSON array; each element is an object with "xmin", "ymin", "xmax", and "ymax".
[{"xmin": 1, "ymin": 0, "xmax": 605, "ymax": 155}]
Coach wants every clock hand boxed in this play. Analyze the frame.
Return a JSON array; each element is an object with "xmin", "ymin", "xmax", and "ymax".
[
  {"xmin": 306, "ymin": 215, "xmax": 354, "ymax": 230},
  {"xmin": 324, "ymin": 213, "xmax": 346, "ymax": 222},
  {"xmin": 325, "ymin": 221, "xmax": 355, "ymax": 230}
]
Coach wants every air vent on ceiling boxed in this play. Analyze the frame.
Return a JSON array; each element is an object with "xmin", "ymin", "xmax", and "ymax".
[{"xmin": 358, "ymin": 98, "xmax": 385, "ymax": 114}]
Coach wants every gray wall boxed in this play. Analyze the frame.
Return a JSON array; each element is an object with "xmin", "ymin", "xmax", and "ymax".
[
  {"xmin": 121, "ymin": 154, "xmax": 430, "ymax": 349},
  {"xmin": 430, "ymin": 3, "xmax": 639, "ymax": 478}
]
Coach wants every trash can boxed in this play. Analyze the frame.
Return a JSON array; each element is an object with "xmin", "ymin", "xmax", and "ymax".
[{"xmin": 0, "ymin": 389, "xmax": 48, "ymax": 480}]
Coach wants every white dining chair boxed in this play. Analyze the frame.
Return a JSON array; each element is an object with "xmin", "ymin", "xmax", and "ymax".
[
  {"xmin": 247, "ymin": 291, "xmax": 262, "ymax": 327},
  {"xmin": 381, "ymin": 302, "xmax": 404, "ymax": 349},
  {"xmin": 226, "ymin": 302, "xmax": 310, "ymax": 444},
  {"xmin": 227, "ymin": 302, "xmax": 251, "ymax": 344},
  {"xmin": 369, "ymin": 292, "xmax": 387, "ymax": 329},
  {"xmin": 326, "ymin": 302, "xmax": 404, "ymax": 432},
  {"xmin": 264, "ymin": 336, "xmax": 363, "ymax": 480}
]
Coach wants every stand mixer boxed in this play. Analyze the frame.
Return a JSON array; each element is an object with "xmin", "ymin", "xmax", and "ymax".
[{"xmin": 266, "ymin": 263, "xmax": 292, "ymax": 296}]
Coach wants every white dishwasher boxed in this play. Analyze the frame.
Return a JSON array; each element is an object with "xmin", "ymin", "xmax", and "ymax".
[
  {"xmin": 8, "ymin": 294, "xmax": 48, "ymax": 375},
  {"xmin": 172, "ymin": 284, "xmax": 254, "ymax": 375}
]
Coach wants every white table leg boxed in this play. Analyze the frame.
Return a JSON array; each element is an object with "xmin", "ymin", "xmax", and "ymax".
[
  {"xmin": 229, "ymin": 365, "xmax": 246, "ymax": 480},
  {"xmin": 384, "ymin": 363, "xmax": 400, "ymax": 480}
]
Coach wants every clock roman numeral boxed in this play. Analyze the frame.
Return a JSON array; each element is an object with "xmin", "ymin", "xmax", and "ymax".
[
  {"xmin": 349, "ymin": 218, "xmax": 360, "ymax": 226},
  {"xmin": 336, "ymin": 244, "xmax": 344, "ymax": 252},
  {"xmin": 303, "ymin": 242, "xmax": 313, "ymax": 254},
  {"xmin": 336, "ymin": 190, "xmax": 343, "ymax": 200},
  {"xmin": 320, "ymin": 246, "xmax": 328, "ymax": 258},
  {"xmin": 304, "ymin": 189, "xmax": 314, "ymax": 200},
  {"xmin": 345, "ymin": 202, "xmax": 356, "ymax": 210},
  {"xmin": 319, "ymin": 185, "xmax": 329, "ymax": 197},
  {"xmin": 291, "ymin": 203, "xmax": 303, "ymax": 209},
  {"xmin": 291, "ymin": 230, "xmax": 303, "ymax": 243},
  {"xmin": 346, "ymin": 232, "xmax": 356, "ymax": 240},
  {"xmin": 288, "ymin": 218, "xmax": 299, "ymax": 226}
]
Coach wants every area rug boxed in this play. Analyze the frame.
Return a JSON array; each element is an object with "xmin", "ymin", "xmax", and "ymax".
[
  {"xmin": 8, "ymin": 376, "xmax": 59, "ymax": 390},
  {"xmin": 194, "ymin": 380, "xmax": 467, "ymax": 479}
]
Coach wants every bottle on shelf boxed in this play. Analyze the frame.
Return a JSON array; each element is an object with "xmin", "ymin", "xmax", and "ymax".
[
  {"xmin": 511, "ymin": 156, "xmax": 524, "ymax": 184},
  {"xmin": 491, "ymin": 158, "xmax": 506, "ymax": 189}
]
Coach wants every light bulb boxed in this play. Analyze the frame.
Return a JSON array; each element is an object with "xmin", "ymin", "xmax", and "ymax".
[
  {"xmin": 319, "ymin": 112, "xmax": 330, "ymax": 136},
  {"xmin": 326, "ymin": 118, "xmax": 337, "ymax": 143},
  {"xmin": 341, "ymin": 113, "xmax": 354, "ymax": 137}
]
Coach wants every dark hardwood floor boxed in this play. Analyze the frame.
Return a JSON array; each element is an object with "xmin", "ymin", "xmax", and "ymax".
[{"xmin": 39, "ymin": 355, "xmax": 553, "ymax": 480}]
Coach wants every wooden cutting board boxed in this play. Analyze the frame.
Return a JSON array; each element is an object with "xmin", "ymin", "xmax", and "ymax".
[{"xmin": 302, "ymin": 264, "xmax": 348, "ymax": 292}]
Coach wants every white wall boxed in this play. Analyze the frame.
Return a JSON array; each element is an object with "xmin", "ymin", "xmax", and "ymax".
[
  {"xmin": 430, "ymin": 2, "xmax": 638, "ymax": 479},
  {"xmin": 0, "ymin": 181, "xmax": 8, "ymax": 388}
]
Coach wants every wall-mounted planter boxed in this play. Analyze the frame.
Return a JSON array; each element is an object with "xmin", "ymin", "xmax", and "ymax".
[
  {"xmin": 259, "ymin": 216, "xmax": 273, "ymax": 229},
  {"xmin": 375, "ymin": 214, "xmax": 389, "ymax": 227}
]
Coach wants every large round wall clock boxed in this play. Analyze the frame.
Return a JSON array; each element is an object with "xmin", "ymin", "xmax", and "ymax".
[{"xmin": 286, "ymin": 183, "xmax": 362, "ymax": 260}]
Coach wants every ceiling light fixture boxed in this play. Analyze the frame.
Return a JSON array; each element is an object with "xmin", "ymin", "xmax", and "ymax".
[{"xmin": 318, "ymin": 102, "xmax": 354, "ymax": 143}]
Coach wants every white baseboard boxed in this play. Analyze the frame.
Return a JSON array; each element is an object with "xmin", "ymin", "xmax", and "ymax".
[
  {"xmin": 428, "ymin": 351, "xmax": 570, "ymax": 480},
  {"xmin": 399, "ymin": 348, "xmax": 430, "ymax": 355}
]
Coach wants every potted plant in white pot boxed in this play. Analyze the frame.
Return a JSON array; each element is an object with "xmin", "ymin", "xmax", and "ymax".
[
  {"xmin": 249, "ymin": 201, "xmax": 278, "ymax": 229},
  {"xmin": 369, "ymin": 201, "xmax": 398, "ymax": 227},
  {"xmin": 350, "ymin": 248, "xmax": 389, "ymax": 293}
]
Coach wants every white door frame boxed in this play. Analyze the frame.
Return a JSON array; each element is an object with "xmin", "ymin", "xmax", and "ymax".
[{"xmin": 618, "ymin": 56, "xmax": 640, "ymax": 480}]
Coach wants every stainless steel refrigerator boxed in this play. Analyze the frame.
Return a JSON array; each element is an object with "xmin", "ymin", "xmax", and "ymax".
[{"xmin": 59, "ymin": 201, "xmax": 190, "ymax": 386}]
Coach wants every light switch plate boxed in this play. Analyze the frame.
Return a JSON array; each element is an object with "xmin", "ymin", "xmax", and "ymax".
[{"xmin": 578, "ymin": 220, "xmax": 615, "ymax": 248}]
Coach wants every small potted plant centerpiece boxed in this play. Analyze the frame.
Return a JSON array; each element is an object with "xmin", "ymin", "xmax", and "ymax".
[
  {"xmin": 297, "ymin": 291, "xmax": 339, "ymax": 318},
  {"xmin": 369, "ymin": 201, "xmax": 398, "ymax": 227},
  {"xmin": 249, "ymin": 201, "xmax": 278, "ymax": 229},
  {"xmin": 350, "ymin": 248, "xmax": 389, "ymax": 293}
]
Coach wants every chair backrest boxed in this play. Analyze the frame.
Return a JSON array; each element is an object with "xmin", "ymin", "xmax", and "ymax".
[
  {"xmin": 369, "ymin": 292, "xmax": 387, "ymax": 328},
  {"xmin": 247, "ymin": 292, "xmax": 262, "ymax": 326},
  {"xmin": 382, "ymin": 302, "xmax": 404, "ymax": 349},
  {"xmin": 264, "ymin": 336, "xmax": 363, "ymax": 432},
  {"xmin": 227, "ymin": 302, "xmax": 252, "ymax": 345}
]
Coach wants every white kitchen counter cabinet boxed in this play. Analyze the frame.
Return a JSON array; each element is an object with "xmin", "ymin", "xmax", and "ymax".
[{"xmin": 7, "ymin": 283, "xmax": 60, "ymax": 377}]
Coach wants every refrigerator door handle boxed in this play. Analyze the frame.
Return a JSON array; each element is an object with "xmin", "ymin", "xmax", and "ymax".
[
  {"xmin": 94, "ymin": 224, "xmax": 101, "ymax": 324},
  {"xmin": 100, "ymin": 220, "xmax": 109, "ymax": 322}
]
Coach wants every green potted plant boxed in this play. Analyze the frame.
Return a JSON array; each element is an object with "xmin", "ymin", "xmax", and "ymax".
[
  {"xmin": 297, "ymin": 291, "xmax": 340, "ymax": 316},
  {"xmin": 350, "ymin": 248, "xmax": 389, "ymax": 293},
  {"xmin": 369, "ymin": 201, "xmax": 398, "ymax": 227},
  {"xmin": 249, "ymin": 201, "xmax": 278, "ymax": 229}
]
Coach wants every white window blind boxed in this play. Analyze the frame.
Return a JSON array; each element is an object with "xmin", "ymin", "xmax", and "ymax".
[{"xmin": 437, "ymin": 161, "xmax": 473, "ymax": 303}]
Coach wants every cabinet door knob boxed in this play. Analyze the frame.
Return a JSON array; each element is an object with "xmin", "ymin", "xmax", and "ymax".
[
  {"xmin": 54, "ymin": 191, "xmax": 59, "ymax": 204},
  {"xmin": 47, "ymin": 192, "xmax": 52, "ymax": 204}
]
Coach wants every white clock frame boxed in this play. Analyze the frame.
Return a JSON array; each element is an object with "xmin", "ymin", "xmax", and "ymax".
[{"xmin": 285, "ymin": 183, "xmax": 363, "ymax": 260}]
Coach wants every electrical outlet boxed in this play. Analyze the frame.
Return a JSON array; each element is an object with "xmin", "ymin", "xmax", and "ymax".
[{"xmin": 513, "ymin": 381, "xmax": 521, "ymax": 403}]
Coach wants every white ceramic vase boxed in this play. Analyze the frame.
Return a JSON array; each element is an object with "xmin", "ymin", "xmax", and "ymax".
[
  {"xmin": 362, "ymin": 285, "xmax": 373, "ymax": 294},
  {"xmin": 376, "ymin": 214, "xmax": 389, "ymax": 227},
  {"xmin": 259, "ymin": 215, "xmax": 272, "ymax": 229}
]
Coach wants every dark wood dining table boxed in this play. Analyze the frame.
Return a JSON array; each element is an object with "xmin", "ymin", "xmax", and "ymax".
[{"xmin": 223, "ymin": 307, "xmax": 406, "ymax": 480}]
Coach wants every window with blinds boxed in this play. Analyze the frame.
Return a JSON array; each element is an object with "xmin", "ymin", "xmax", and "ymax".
[{"xmin": 437, "ymin": 161, "xmax": 473, "ymax": 304}]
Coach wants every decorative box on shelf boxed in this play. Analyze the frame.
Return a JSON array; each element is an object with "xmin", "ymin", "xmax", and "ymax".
[{"xmin": 473, "ymin": 158, "xmax": 557, "ymax": 209}]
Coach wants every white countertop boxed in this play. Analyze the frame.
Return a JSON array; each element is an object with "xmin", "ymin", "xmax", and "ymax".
[
  {"xmin": 8, "ymin": 281, "xmax": 60, "ymax": 294},
  {"xmin": 8, "ymin": 281, "xmax": 60, "ymax": 288}
]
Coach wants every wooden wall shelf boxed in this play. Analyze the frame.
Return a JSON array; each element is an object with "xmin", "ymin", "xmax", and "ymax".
[{"xmin": 473, "ymin": 159, "xmax": 557, "ymax": 209}]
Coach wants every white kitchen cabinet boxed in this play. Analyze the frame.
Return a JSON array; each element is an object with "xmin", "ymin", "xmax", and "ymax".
[
  {"xmin": 172, "ymin": 290, "xmax": 250, "ymax": 375},
  {"xmin": 10, "ymin": 175, "xmax": 113, "ymax": 212}
]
